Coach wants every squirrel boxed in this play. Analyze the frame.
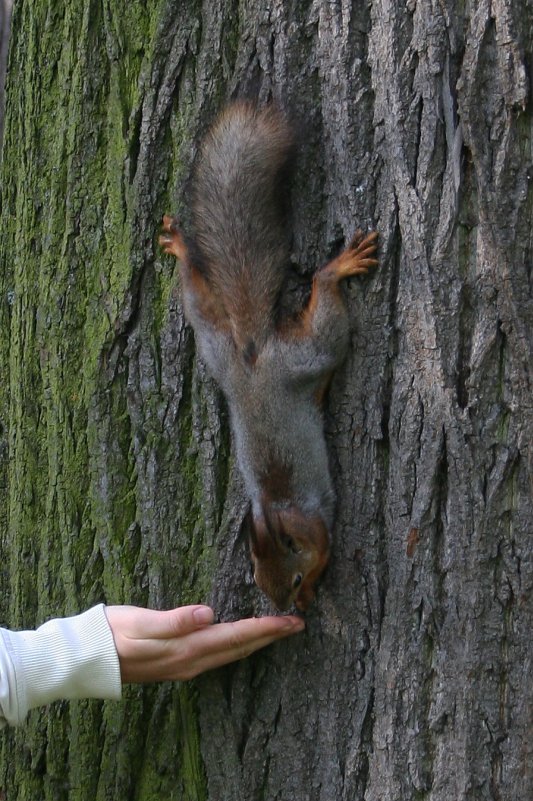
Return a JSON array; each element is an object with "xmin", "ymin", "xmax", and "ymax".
[{"xmin": 159, "ymin": 101, "xmax": 378, "ymax": 611}]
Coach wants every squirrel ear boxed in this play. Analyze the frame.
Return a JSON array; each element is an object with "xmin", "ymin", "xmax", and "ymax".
[
  {"xmin": 244, "ymin": 509, "xmax": 257, "ymax": 549},
  {"xmin": 250, "ymin": 505, "xmax": 290, "ymax": 556},
  {"xmin": 262, "ymin": 505, "xmax": 292, "ymax": 552},
  {"xmin": 249, "ymin": 512, "xmax": 271, "ymax": 557}
]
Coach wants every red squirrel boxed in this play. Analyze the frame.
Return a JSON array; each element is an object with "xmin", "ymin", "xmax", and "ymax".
[{"xmin": 160, "ymin": 102, "xmax": 377, "ymax": 611}]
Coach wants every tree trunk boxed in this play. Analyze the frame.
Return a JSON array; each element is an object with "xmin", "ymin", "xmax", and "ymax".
[
  {"xmin": 0, "ymin": 0, "xmax": 12, "ymax": 147},
  {"xmin": 0, "ymin": 1, "xmax": 531, "ymax": 800}
]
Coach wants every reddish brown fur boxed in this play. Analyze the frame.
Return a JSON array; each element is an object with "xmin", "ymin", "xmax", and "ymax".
[
  {"xmin": 190, "ymin": 102, "xmax": 293, "ymax": 352},
  {"xmin": 160, "ymin": 103, "xmax": 378, "ymax": 612},
  {"xmin": 159, "ymin": 215, "xmax": 187, "ymax": 261},
  {"xmin": 280, "ymin": 230, "xmax": 378, "ymax": 341},
  {"xmin": 258, "ymin": 458, "xmax": 294, "ymax": 502},
  {"xmin": 313, "ymin": 373, "xmax": 333, "ymax": 408},
  {"xmin": 250, "ymin": 505, "xmax": 330, "ymax": 611},
  {"xmin": 187, "ymin": 268, "xmax": 232, "ymax": 331},
  {"xmin": 159, "ymin": 215, "xmax": 231, "ymax": 331}
]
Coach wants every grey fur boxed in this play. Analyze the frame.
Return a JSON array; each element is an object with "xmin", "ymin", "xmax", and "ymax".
[{"xmin": 182, "ymin": 104, "xmax": 353, "ymax": 526}]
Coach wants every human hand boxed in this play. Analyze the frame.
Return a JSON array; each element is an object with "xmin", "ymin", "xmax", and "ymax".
[{"xmin": 104, "ymin": 605, "xmax": 305, "ymax": 683}]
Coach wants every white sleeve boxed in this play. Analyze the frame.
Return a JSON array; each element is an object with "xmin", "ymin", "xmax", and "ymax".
[{"xmin": 0, "ymin": 604, "xmax": 122, "ymax": 727}]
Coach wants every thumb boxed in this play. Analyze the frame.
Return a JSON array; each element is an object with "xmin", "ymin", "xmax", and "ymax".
[{"xmin": 105, "ymin": 605, "xmax": 215, "ymax": 641}]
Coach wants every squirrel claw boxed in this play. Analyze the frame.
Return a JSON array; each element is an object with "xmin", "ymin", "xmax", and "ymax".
[
  {"xmin": 159, "ymin": 215, "xmax": 187, "ymax": 262},
  {"xmin": 349, "ymin": 229, "xmax": 378, "ymax": 248},
  {"xmin": 348, "ymin": 229, "xmax": 365, "ymax": 248},
  {"xmin": 334, "ymin": 230, "xmax": 378, "ymax": 279},
  {"xmin": 162, "ymin": 214, "xmax": 178, "ymax": 232}
]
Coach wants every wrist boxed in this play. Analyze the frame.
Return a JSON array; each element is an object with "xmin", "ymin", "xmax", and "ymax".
[{"xmin": 1, "ymin": 604, "xmax": 122, "ymax": 725}]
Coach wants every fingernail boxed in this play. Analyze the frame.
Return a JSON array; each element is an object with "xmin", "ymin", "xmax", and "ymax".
[
  {"xmin": 284, "ymin": 617, "xmax": 305, "ymax": 631},
  {"xmin": 193, "ymin": 606, "xmax": 214, "ymax": 625}
]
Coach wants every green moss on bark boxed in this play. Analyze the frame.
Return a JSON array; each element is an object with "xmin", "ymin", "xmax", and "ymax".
[{"xmin": 0, "ymin": 2, "xmax": 214, "ymax": 798}]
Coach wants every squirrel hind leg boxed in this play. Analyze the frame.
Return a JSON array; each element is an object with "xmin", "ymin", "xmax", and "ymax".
[
  {"xmin": 159, "ymin": 215, "xmax": 188, "ymax": 262},
  {"xmin": 283, "ymin": 230, "xmax": 377, "ymax": 344},
  {"xmin": 328, "ymin": 230, "xmax": 378, "ymax": 281}
]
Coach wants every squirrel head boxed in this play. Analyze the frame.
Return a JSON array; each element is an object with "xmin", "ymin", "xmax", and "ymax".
[{"xmin": 249, "ymin": 504, "xmax": 330, "ymax": 611}]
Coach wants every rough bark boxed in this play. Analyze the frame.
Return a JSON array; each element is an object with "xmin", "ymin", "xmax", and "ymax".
[
  {"xmin": 0, "ymin": 1, "xmax": 531, "ymax": 800},
  {"xmin": 0, "ymin": 0, "xmax": 12, "ymax": 148}
]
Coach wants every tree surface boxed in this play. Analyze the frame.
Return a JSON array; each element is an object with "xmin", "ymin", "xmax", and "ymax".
[
  {"xmin": 0, "ymin": 1, "xmax": 531, "ymax": 800},
  {"xmin": 0, "ymin": 0, "xmax": 12, "ymax": 146}
]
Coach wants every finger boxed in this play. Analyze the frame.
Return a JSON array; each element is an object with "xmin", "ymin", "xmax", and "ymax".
[
  {"xmin": 183, "ymin": 615, "xmax": 305, "ymax": 677},
  {"xmin": 198, "ymin": 615, "xmax": 304, "ymax": 654}
]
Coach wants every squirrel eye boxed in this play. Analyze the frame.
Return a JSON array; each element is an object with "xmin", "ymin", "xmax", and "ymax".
[{"xmin": 292, "ymin": 573, "xmax": 303, "ymax": 589}]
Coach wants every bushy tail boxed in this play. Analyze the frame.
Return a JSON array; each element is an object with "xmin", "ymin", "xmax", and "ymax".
[{"xmin": 189, "ymin": 102, "xmax": 293, "ymax": 349}]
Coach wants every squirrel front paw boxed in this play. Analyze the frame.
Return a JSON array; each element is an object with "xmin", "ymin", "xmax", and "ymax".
[{"xmin": 295, "ymin": 579, "xmax": 317, "ymax": 611}]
